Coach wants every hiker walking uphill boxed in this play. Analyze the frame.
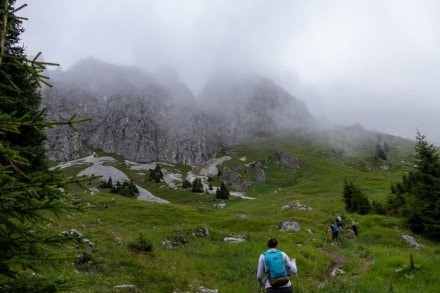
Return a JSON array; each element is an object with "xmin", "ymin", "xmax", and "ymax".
[
  {"xmin": 257, "ymin": 237, "xmax": 297, "ymax": 292},
  {"xmin": 350, "ymin": 219, "xmax": 359, "ymax": 237},
  {"xmin": 329, "ymin": 222, "xmax": 340, "ymax": 244},
  {"xmin": 335, "ymin": 216, "xmax": 344, "ymax": 231}
]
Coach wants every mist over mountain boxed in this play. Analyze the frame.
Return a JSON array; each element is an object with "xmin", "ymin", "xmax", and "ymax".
[{"xmin": 42, "ymin": 58, "xmax": 322, "ymax": 163}]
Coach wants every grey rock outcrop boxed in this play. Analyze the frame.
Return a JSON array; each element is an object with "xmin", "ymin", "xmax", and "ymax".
[
  {"xmin": 275, "ymin": 151, "xmax": 300, "ymax": 169},
  {"xmin": 253, "ymin": 166, "xmax": 266, "ymax": 183},
  {"xmin": 282, "ymin": 201, "xmax": 312, "ymax": 210},
  {"xmin": 279, "ymin": 220, "xmax": 301, "ymax": 232},
  {"xmin": 192, "ymin": 227, "xmax": 210, "ymax": 237},
  {"xmin": 222, "ymin": 166, "xmax": 251, "ymax": 191},
  {"xmin": 198, "ymin": 287, "xmax": 218, "ymax": 293},
  {"xmin": 224, "ymin": 235, "xmax": 247, "ymax": 243},
  {"xmin": 401, "ymin": 234, "xmax": 423, "ymax": 249},
  {"xmin": 43, "ymin": 58, "xmax": 318, "ymax": 164}
]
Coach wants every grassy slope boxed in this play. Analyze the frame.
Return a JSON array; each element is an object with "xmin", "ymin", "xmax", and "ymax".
[{"xmin": 47, "ymin": 135, "xmax": 440, "ymax": 292}]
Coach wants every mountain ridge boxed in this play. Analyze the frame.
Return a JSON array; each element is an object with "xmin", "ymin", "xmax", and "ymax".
[{"xmin": 43, "ymin": 57, "xmax": 407, "ymax": 165}]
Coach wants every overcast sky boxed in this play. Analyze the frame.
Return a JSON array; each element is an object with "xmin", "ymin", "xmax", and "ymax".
[{"xmin": 17, "ymin": 0, "xmax": 440, "ymax": 144}]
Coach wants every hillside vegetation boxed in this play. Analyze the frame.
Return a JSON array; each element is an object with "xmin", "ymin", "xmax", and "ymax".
[{"xmin": 41, "ymin": 134, "xmax": 440, "ymax": 292}]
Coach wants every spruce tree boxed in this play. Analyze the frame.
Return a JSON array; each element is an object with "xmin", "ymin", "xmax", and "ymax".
[
  {"xmin": 216, "ymin": 181, "xmax": 230, "ymax": 199},
  {"xmin": 388, "ymin": 131, "xmax": 440, "ymax": 240},
  {"xmin": 342, "ymin": 180, "xmax": 371, "ymax": 214},
  {"xmin": 149, "ymin": 163, "xmax": 163, "ymax": 183},
  {"xmin": 0, "ymin": 1, "xmax": 84, "ymax": 290},
  {"xmin": 0, "ymin": 0, "xmax": 49, "ymax": 173},
  {"xmin": 191, "ymin": 177, "xmax": 203, "ymax": 193}
]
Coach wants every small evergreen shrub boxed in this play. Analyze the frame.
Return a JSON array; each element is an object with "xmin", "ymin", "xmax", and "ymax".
[
  {"xmin": 110, "ymin": 179, "xmax": 139, "ymax": 198},
  {"xmin": 99, "ymin": 177, "xmax": 113, "ymax": 188},
  {"xmin": 191, "ymin": 178, "xmax": 203, "ymax": 193},
  {"xmin": 182, "ymin": 179, "xmax": 192, "ymax": 189},
  {"xmin": 216, "ymin": 182, "xmax": 229, "ymax": 199},
  {"xmin": 128, "ymin": 233, "xmax": 153, "ymax": 253},
  {"xmin": 149, "ymin": 163, "xmax": 164, "ymax": 183},
  {"xmin": 342, "ymin": 180, "xmax": 371, "ymax": 214}
]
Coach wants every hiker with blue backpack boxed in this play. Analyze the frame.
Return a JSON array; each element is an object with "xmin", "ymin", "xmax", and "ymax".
[
  {"xmin": 256, "ymin": 237, "xmax": 298, "ymax": 292},
  {"xmin": 329, "ymin": 221, "xmax": 340, "ymax": 244}
]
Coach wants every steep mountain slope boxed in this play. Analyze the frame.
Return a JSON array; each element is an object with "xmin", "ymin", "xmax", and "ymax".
[
  {"xmin": 42, "ymin": 58, "xmax": 318, "ymax": 163},
  {"xmin": 198, "ymin": 73, "xmax": 318, "ymax": 146},
  {"xmin": 43, "ymin": 58, "xmax": 200, "ymax": 162},
  {"xmin": 45, "ymin": 135, "xmax": 438, "ymax": 293}
]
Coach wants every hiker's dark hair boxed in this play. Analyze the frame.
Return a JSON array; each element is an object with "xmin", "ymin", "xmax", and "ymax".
[{"xmin": 267, "ymin": 237, "xmax": 278, "ymax": 248}]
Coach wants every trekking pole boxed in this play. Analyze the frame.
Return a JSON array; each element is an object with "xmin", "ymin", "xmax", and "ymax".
[{"xmin": 295, "ymin": 273, "xmax": 299, "ymax": 293}]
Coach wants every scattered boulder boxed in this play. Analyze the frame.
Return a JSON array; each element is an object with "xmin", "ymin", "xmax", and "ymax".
[
  {"xmin": 113, "ymin": 284, "xmax": 138, "ymax": 292},
  {"xmin": 193, "ymin": 227, "xmax": 210, "ymax": 237},
  {"xmin": 236, "ymin": 214, "xmax": 247, "ymax": 219},
  {"xmin": 282, "ymin": 201, "xmax": 312, "ymax": 210},
  {"xmin": 275, "ymin": 151, "xmax": 300, "ymax": 169},
  {"xmin": 162, "ymin": 234, "xmax": 189, "ymax": 249},
  {"xmin": 330, "ymin": 268, "xmax": 345, "ymax": 277},
  {"xmin": 162, "ymin": 240, "xmax": 174, "ymax": 249},
  {"xmin": 380, "ymin": 165, "xmax": 390, "ymax": 171},
  {"xmin": 82, "ymin": 238, "xmax": 95, "ymax": 247},
  {"xmin": 64, "ymin": 228, "xmax": 82, "ymax": 238},
  {"xmin": 214, "ymin": 203, "xmax": 226, "ymax": 209},
  {"xmin": 224, "ymin": 235, "xmax": 246, "ymax": 243},
  {"xmin": 76, "ymin": 252, "xmax": 93, "ymax": 265},
  {"xmin": 198, "ymin": 286, "xmax": 218, "ymax": 293},
  {"xmin": 222, "ymin": 166, "xmax": 251, "ymax": 191},
  {"xmin": 89, "ymin": 187, "xmax": 99, "ymax": 195},
  {"xmin": 253, "ymin": 167, "xmax": 266, "ymax": 183},
  {"xmin": 279, "ymin": 220, "xmax": 301, "ymax": 232},
  {"xmin": 401, "ymin": 235, "xmax": 423, "ymax": 250}
]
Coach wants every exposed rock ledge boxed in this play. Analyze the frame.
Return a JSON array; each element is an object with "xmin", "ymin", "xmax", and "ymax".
[{"xmin": 53, "ymin": 154, "xmax": 169, "ymax": 203}]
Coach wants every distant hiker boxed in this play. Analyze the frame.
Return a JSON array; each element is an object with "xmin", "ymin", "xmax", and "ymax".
[
  {"xmin": 257, "ymin": 237, "xmax": 297, "ymax": 292},
  {"xmin": 335, "ymin": 216, "xmax": 344, "ymax": 230},
  {"xmin": 351, "ymin": 219, "xmax": 359, "ymax": 237},
  {"xmin": 329, "ymin": 222, "xmax": 340, "ymax": 244}
]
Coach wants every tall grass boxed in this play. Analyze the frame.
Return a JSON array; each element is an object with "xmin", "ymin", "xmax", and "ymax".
[{"xmin": 38, "ymin": 136, "xmax": 440, "ymax": 292}]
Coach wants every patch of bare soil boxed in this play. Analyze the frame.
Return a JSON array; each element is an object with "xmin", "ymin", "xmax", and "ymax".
[
  {"xmin": 321, "ymin": 247, "xmax": 347, "ymax": 279},
  {"xmin": 321, "ymin": 247, "xmax": 373, "ymax": 278}
]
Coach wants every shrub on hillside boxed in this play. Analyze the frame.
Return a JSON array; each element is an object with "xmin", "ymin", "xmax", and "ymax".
[
  {"xmin": 149, "ymin": 163, "xmax": 163, "ymax": 183},
  {"xmin": 342, "ymin": 180, "xmax": 371, "ymax": 214},
  {"xmin": 182, "ymin": 179, "xmax": 192, "ymax": 189},
  {"xmin": 110, "ymin": 179, "xmax": 139, "ymax": 198},
  {"xmin": 128, "ymin": 233, "xmax": 153, "ymax": 253},
  {"xmin": 216, "ymin": 182, "xmax": 230, "ymax": 199},
  {"xmin": 387, "ymin": 131, "xmax": 440, "ymax": 241},
  {"xmin": 99, "ymin": 177, "xmax": 113, "ymax": 188},
  {"xmin": 191, "ymin": 178, "xmax": 203, "ymax": 193}
]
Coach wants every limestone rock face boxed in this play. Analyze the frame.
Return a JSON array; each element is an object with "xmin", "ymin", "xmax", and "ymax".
[
  {"xmin": 275, "ymin": 151, "xmax": 300, "ymax": 169},
  {"xmin": 253, "ymin": 167, "xmax": 266, "ymax": 183},
  {"xmin": 222, "ymin": 166, "xmax": 251, "ymax": 191},
  {"xmin": 279, "ymin": 220, "xmax": 301, "ymax": 232},
  {"xmin": 43, "ymin": 58, "xmax": 318, "ymax": 164}
]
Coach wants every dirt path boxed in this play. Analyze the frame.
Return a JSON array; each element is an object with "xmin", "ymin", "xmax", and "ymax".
[
  {"xmin": 321, "ymin": 247, "xmax": 347, "ymax": 279},
  {"xmin": 321, "ymin": 247, "xmax": 373, "ymax": 279}
]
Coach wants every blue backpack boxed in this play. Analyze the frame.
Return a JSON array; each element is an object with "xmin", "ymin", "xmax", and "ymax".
[
  {"xmin": 331, "ymin": 224, "xmax": 339, "ymax": 233},
  {"xmin": 263, "ymin": 250, "xmax": 288, "ymax": 280}
]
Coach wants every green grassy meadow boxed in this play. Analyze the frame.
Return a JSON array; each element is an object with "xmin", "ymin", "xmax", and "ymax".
[{"xmin": 44, "ymin": 135, "xmax": 440, "ymax": 292}]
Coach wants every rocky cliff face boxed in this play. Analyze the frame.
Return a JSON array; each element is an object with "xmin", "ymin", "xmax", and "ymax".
[{"xmin": 43, "ymin": 58, "xmax": 318, "ymax": 164}]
